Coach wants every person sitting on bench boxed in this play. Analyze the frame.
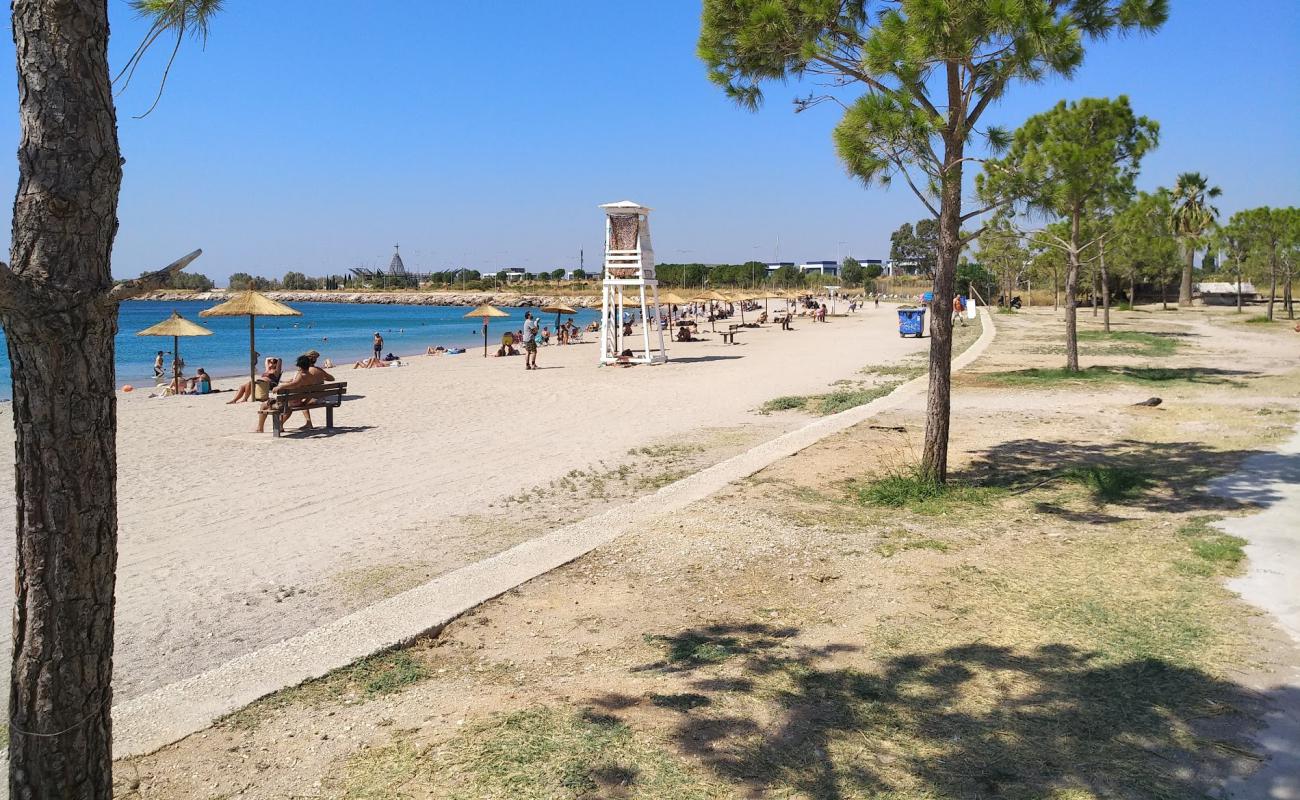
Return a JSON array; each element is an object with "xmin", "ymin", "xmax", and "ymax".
[{"xmin": 256, "ymin": 354, "xmax": 325, "ymax": 433}]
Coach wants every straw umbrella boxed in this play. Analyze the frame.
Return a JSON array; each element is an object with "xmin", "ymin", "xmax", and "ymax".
[
  {"xmin": 136, "ymin": 311, "xmax": 213, "ymax": 394},
  {"xmin": 464, "ymin": 304, "xmax": 509, "ymax": 357},
  {"xmin": 200, "ymin": 291, "xmax": 301, "ymax": 391},
  {"xmin": 657, "ymin": 291, "xmax": 690, "ymax": 331},
  {"xmin": 540, "ymin": 303, "xmax": 577, "ymax": 332},
  {"xmin": 692, "ymin": 290, "xmax": 731, "ymax": 332}
]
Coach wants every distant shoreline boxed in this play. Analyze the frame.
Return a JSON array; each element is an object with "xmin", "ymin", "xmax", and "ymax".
[{"xmin": 130, "ymin": 289, "xmax": 604, "ymax": 308}]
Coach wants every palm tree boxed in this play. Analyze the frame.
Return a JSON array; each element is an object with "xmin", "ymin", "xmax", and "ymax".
[{"xmin": 1170, "ymin": 172, "xmax": 1222, "ymax": 306}]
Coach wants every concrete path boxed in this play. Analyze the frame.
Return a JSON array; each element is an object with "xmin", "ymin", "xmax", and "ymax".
[
  {"xmin": 110, "ymin": 311, "xmax": 996, "ymax": 758},
  {"xmin": 1215, "ymin": 426, "xmax": 1300, "ymax": 800}
]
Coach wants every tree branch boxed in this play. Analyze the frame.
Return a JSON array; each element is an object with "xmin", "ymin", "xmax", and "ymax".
[{"xmin": 107, "ymin": 248, "xmax": 203, "ymax": 302}]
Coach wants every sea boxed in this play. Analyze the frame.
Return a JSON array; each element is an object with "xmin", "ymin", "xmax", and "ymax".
[{"xmin": 0, "ymin": 300, "xmax": 601, "ymax": 400}]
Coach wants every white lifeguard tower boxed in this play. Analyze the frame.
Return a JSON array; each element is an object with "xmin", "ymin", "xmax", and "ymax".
[{"xmin": 598, "ymin": 200, "xmax": 666, "ymax": 365}]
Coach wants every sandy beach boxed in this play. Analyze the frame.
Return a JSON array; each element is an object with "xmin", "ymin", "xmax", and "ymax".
[{"xmin": 0, "ymin": 306, "xmax": 929, "ymax": 709}]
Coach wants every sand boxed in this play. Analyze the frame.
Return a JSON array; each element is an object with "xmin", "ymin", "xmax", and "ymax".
[{"xmin": 0, "ymin": 306, "xmax": 928, "ymax": 710}]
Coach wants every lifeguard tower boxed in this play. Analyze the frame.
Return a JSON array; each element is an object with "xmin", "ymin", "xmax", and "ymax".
[{"xmin": 598, "ymin": 201, "xmax": 666, "ymax": 365}]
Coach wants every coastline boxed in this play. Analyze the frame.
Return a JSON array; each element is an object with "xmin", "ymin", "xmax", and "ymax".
[{"xmin": 133, "ymin": 289, "xmax": 606, "ymax": 308}]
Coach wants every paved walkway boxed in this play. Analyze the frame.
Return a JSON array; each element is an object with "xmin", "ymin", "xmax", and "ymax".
[{"xmin": 1216, "ymin": 426, "xmax": 1300, "ymax": 800}]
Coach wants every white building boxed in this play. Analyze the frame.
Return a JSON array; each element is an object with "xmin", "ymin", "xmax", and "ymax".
[{"xmin": 799, "ymin": 260, "xmax": 840, "ymax": 276}]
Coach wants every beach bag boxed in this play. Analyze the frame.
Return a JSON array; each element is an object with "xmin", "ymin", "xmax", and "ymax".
[{"xmin": 253, "ymin": 379, "xmax": 270, "ymax": 401}]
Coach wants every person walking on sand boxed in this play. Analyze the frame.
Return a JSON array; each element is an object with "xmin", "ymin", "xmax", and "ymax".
[
  {"xmin": 523, "ymin": 311, "xmax": 539, "ymax": 370},
  {"xmin": 372, "ymin": 332, "xmax": 384, "ymax": 362},
  {"xmin": 153, "ymin": 350, "xmax": 165, "ymax": 379}
]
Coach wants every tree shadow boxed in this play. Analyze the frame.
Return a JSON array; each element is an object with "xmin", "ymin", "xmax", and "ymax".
[
  {"xmin": 988, "ymin": 366, "xmax": 1257, "ymax": 386},
  {"xmin": 958, "ymin": 438, "xmax": 1299, "ymax": 512},
  {"xmin": 618, "ymin": 623, "xmax": 1272, "ymax": 799}
]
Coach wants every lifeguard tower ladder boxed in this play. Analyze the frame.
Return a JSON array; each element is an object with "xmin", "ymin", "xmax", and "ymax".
[{"xmin": 598, "ymin": 201, "xmax": 666, "ymax": 365}]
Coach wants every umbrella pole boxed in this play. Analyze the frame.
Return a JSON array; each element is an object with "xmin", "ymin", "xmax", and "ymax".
[
  {"xmin": 249, "ymin": 315, "xmax": 257, "ymax": 391},
  {"xmin": 173, "ymin": 335, "xmax": 180, "ymax": 394},
  {"xmin": 483, "ymin": 322, "xmax": 488, "ymax": 358}
]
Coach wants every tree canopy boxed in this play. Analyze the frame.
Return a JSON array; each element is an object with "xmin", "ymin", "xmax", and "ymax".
[{"xmin": 699, "ymin": 0, "xmax": 1166, "ymax": 482}]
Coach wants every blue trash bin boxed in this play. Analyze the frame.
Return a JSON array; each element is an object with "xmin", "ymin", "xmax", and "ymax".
[{"xmin": 897, "ymin": 307, "xmax": 926, "ymax": 337}]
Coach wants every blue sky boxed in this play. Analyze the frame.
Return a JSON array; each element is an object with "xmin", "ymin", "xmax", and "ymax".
[{"xmin": 0, "ymin": 0, "xmax": 1296, "ymax": 282}]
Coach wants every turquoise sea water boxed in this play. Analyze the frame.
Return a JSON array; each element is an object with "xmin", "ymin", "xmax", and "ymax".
[{"xmin": 0, "ymin": 300, "xmax": 600, "ymax": 400}]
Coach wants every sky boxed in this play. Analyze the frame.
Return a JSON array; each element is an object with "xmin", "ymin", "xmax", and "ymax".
[{"xmin": 0, "ymin": 0, "xmax": 1296, "ymax": 282}]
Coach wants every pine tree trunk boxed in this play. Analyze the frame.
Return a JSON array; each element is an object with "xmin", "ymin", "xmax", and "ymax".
[
  {"xmin": 1064, "ymin": 213, "xmax": 1082, "ymax": 372},
  {"xmin": 1268, "ymin": 256, "xmax": 1277, "ymax": 321},
  {"xmin": 1091, "ymin": 267, "xmax": 1099, "ymax": 316},
  {"xmin": 1053, "ymin": 267, "xmax": 1060, "ymax": 310},
  {"xmin": 4, "ymin": 1, "xmax": 122, "ymax": 797},
  {"xmin": 1286, "ymin": 268, "xmax": 1294, "ymax": 320},
  {"xmin": 1100, "ymin": 238, "xmax": 1111, "ymax": 333},
  {"xmin": 1236, "ymin": 261, "xmax": 1243, "ymax": 313},
  {"xmin": 1178, "ymin": 241, "xmax": 1194, "ymax": 306},
  {"xmin": 920, "ymin": 134, "xmax": 962, "ymax": 485}
]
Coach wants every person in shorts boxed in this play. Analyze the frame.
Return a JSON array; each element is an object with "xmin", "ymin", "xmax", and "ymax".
[{"xmin": 522, "ymin": 312, "xmax": 539, "ymax": 370}]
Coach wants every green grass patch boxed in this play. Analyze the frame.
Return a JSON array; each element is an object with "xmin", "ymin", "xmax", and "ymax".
[
  {"xmin": 759, "ymin": 395, "xmax": 811, "ymax": 414},
  {"xmin": 814, "ymin": 382, "xmax": 900, "ymax": 415},
  {"xmin": 984, "ymin": 365, "xmax": 1246, "ymax": 387},
  {"xmin": 644, "ymin": 632, "xmax": 740, "ymax": 665},
  {"xmin": 1244, "ymin": 314, "xmax": 1275, "ymax": 324},
  {"xmin": 221, "ymin": 649, "xmax": 431, "ymax": 730},
  {"xmin": 1176, "ymin": 515, "xmax": 1246, "ymax": 575},
  {"xmin": 762, "ymin": 382, "xmax": 903, "ymax": 416},
  {"xmin": 629, "ymin": 443, "xmax": 702, "ymax": 459},
  {"xmin": 433, "ymin": 707, "xmax": 722, "ymax": 800},
  {"xmin": 876, "ymin": 532, "xmax": 950, "ymax": 558},
  {"xmin": 1062, "ymin": 465, "xmax": 1153, "ymax": 503},
  {"xmin": 1077, "ymin": 330, "xmax": 1179, "ymax": 357},
  {"xmin": 854, "ymin": 468, "xmax": 1004, "ymax": 515},
  {"xmin": 639, "ymin": 469, "xmax": 692, "ymax": 490}
]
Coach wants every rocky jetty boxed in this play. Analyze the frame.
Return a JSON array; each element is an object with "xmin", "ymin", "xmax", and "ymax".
[{"xmin": 133, "ymin": 290, "xmax": 603, "ymax": 308}]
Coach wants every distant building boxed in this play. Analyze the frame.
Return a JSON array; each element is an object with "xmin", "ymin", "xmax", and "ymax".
[
  {"xmin": 502, "ymin": 267, "xmax": 527, "ymax": 282},
  {"xmin": 1196, "ymin": 281, "xmax": 1259, "ymax": 305},
  {"xmin": 765, "ymin": 262, "xmax": 795, "ymax": 273},
  {"xmin": 799, "ymin": 260, "xmax": 839, "ymax": 276},
  {"xmin": 886, "ymin": 259, "xmax": 923, "ymax": 277}
]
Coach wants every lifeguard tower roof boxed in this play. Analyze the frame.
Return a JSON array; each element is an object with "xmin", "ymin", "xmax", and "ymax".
[{"xmin": 599, "ymin": 200, "xmax": 652, "ymax": 213}]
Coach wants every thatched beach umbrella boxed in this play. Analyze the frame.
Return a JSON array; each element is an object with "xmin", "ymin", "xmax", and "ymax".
[
  {"xmin": 136, "ymin": 311, "xmax": 213, "ymax": 393},
  {"xmin": 541, "ymin": 303, "xmax": 577, "ymax": 331},
  {"xmin": 464, "ymin": 304, "xmax": 509, "ymax": 357},
  {"xmin": 200, "ymin": 291, "xmax": 301, "ymax": 391},
  {"xmin": 655, "ymin": 292, "xmax": 690, "ymax": 330},
  {"xmin": 693, "ymin": 290, "xmax": 732, "ymax": 332}
]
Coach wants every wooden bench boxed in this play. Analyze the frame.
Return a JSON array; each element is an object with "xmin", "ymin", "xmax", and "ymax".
[
  {"xmin": 720, "ymin": 330, "xmax": 743, "ymax": 345},
  {"xmin": 262, "ymin": 381, "xmax": 348, "ymax": 437}
]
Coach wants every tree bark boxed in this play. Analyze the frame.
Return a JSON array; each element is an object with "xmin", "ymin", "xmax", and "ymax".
[
  {"xmin": 1091, "ymin": 266, "xmax": 1099, "ymax": 316},
  {"xmin": 1178, "ymin": 240, "xmax": 1194, "ymax": 306},
  {"xmin": 920, "ymin": 132, "xmax": 962, "ymax": 484},
  {"xmin": 1268, "ymin": 255, "xmax": 1277, "ymax": 321},
  {"xmin": 1286, "ymin": 267, "xmax": 1294, "ymax": 320},
  {"xmin": 1236, "ymin": 259, "xmax": 1243, "ymax": 313},
  {"xmin": 1053, "ymin": 267, "xmax": 1060, "ymax": 310},
  {"xmin": 5, "ymin": 1, "xmax": 122, "ymax": 797},
  {"xmin": 1100, "ymin": 237, "xmax": 1111, "ymax": 333},
  {"xmin": 1064, "ymin": 212, "xmax": 1081, "ymax": 372}
]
